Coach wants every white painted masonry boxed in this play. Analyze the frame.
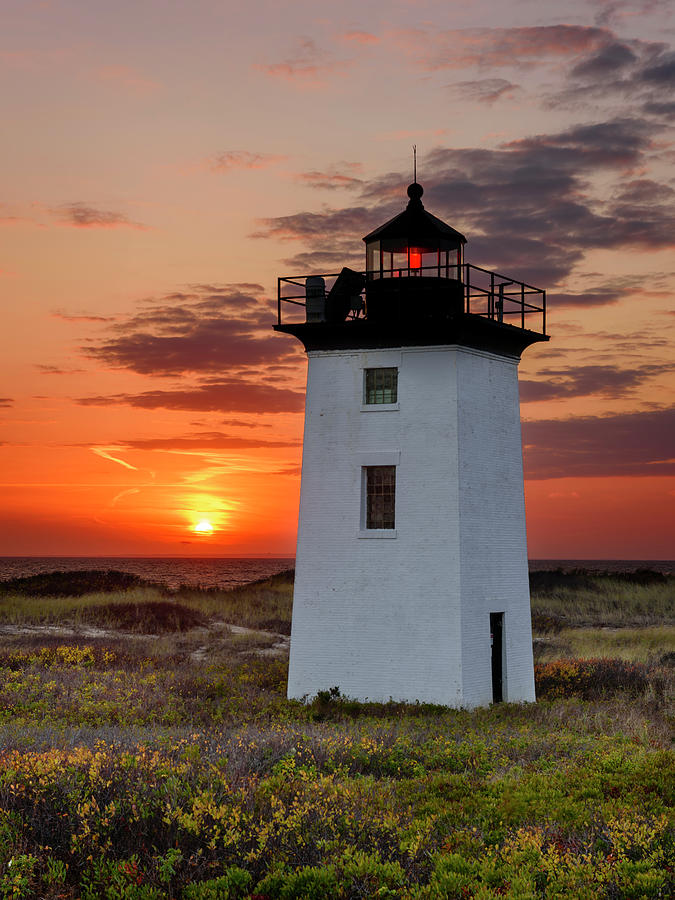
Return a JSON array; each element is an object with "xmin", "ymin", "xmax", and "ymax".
[{"xmin": 287, "ymin": 343, "xmax": 536, "ymax": 706}]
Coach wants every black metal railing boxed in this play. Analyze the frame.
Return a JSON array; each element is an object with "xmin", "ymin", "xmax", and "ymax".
[{"xmin": 277, "ymin": 262, "xmax": 546, "ymax": 335}]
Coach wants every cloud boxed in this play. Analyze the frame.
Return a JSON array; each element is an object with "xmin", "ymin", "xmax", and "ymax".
[
  {"xmin": 570, "ymin": 40, "xmax": 638, "ymax": 78},
  {"xmin": 220, "ymin": 418, "xmax": 272, "ymax": 428},
  {"xmin": 520, "ymin": 363, "xmax": 672, "ymax": 402},
  {"xmin": 341, "ymin": 31, "xmax": 379, "ymax": 45},
  {"xmin": 0, "ymin": 398, "xmax": 13, "ymax": 407},
  {"xmin": 253, "ymin": 206, "xmax": 376, "ymax": 242},
  {"xmin": 552, "ymin": 272, "xmax": 664, "ymax": 307},
  {"xmin": 398, "ymin": 25, "xmax": 612, "ymax": 71},
  {"xmin": 257, "ymin": 117, "xmax": 675, "ymax": 285},
  {"xmin": 522, "ymin": 407, "xmax": 675, "ymax": 478},
  {"xmin": 96, "ymin": 65, "xmax": 159, "ymax": 94},
  {"xmin": 260, "ymin": 37, "xmax": 346, "ymax": 83},
  {"xmin": 35, "ymin": 364, "xmax": 86, "ymax": 375},
  {"xmin": 82, "ymin": 283, "xmax": 297, "ymax": 376},
  {"xmin": 110, "ymin": 488, "xmax": 140, "ymax": 507},
  {"xmin": 274, "ymin": 464, "xmax": 303, "ymax": 476},
  {"xmin": 77, "ymin": 379, "xmax": 305, "ymax": 414},
  {"xmin": 551, "ymin": 36, "xmax": 675, "ymax": 119},
  {"xmin": 91, "ymin": 447, "xmax": 139, "ymax": 471},
  {"xmin": 50, "ymin": 203, "xmax": 148, "ymax": 230},
  {"xmin": 640, "ymin": 49, "xmax": 675, "ymax": 85},
  {"xmin": 209, "ymin": 151, "xmax": 287, "ymax": 173},
  {"xmin": 123, "ymin": 432, "xmax": 299, "ymax": 450},
  {"xmin": 295, "ymin": 164, "xmax": 363, "ymax": 190},
  {"xmin": 52, "ymin": 311, "xmax": 117, "ymax": 323},
  {"xmin": 552, "ymin": 291, "xmax": 624, "ymax": 307},
  {"xmin": 448, "ymin": 78, "xmax": 521, "ymax": 104}
]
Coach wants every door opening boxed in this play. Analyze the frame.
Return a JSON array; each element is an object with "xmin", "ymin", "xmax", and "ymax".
[{"xmin": 490, "ymin": 612, "xmax": 504, "ymax": 703}]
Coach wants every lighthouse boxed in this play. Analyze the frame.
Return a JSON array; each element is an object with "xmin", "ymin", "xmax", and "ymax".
[{"xmin": 275, "ymin": 181, "xmax": 548, "ymax": 707}]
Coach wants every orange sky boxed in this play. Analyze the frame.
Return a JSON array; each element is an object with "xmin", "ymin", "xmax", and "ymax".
[{"xmin": 1, "ymin": 0, "xmax": 673, "ymax": 558}]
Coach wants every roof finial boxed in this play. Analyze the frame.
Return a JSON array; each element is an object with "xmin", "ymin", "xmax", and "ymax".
[{"xmin": 407, "ymin": 145, "xmax": 424, "ymax": 205}]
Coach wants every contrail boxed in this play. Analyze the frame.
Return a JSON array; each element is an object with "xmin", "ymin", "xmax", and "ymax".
[
  {"xmin": 110, "ymin": 487, "xmax": 140, "ymax": 506},
  {"xmin": 92, "ymin": 447, "xmax": 139, "ymax": 470}
]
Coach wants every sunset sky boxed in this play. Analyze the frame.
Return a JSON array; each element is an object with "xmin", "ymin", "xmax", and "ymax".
[{"xmin": 1, "ymin": 0, "xmax": 674, "ymax": 559}]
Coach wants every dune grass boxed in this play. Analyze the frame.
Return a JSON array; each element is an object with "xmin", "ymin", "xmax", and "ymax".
[
  {"xmin": 1, "ymin": 566, "xmax": 671, "ymax": 636},
  {"xmin": 529, "ymin": 571, "xmax": 674, "ymax": 628},
  {"xmin": 534, "ymin": 625, "xmax": 675, "ymax": 663},
  {"xmin": 173, "ymin": 569, "xmax": 294, "ymax": 634},
  {"xmin": 0, "ymin": 568, "xmax": 294, "ymax": 634}
]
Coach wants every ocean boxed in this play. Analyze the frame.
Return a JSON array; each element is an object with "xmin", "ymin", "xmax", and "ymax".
[
  {"xmin": 0, "ymin": 558, "xmax": 295, "ymax": 591},
  {"xmin": 0, "ymin": 557, "xmax": 672, "ymax": 590}
]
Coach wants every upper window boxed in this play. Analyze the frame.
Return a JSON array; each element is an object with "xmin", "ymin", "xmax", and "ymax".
[
  {"xmin": 364, "ymin": 465, "xmax": 396, "ymax": 529},
  {"xmin": 364, "ymin": 367, "xmax": 398, "ymax": 405}
]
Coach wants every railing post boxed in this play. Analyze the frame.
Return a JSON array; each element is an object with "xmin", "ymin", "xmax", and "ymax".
[
  {"xmin": 490, "ymin": 271, "xmax": 495, "ymax": 319},
  {"xmin": 542, "ymin": 291, "xmax": 546, "ymax": 335},
  {"xmin": 466, "ymin": 264, "xmax": 470, "ymax": 314},
  {"xmin": 277, "ymin": 278, "xmax": 281, "ymax": 325},
  {"xmin": 521, "ymin": 283, "xmax": 525, "ymax": 329}
]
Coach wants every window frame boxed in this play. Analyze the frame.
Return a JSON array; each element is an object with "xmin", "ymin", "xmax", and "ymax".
[
  {"xmin": 362, "ymin": 464, "xmax": 396, "ymax": 531},
  {"xmin": 363, "ymin": 367, "xmax": 398, "ymax": 407}
]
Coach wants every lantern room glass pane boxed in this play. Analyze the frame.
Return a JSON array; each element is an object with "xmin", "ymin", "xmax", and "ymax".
[
  {"xmin": 366, "ymin": 241, "xmax": 380, "ymax": 277},
  {"xmin": 391, "ymin": 250, "xmax": 407, "ymax": 275},
  {"xmin": 421, "ymin": 251, "xmax": 438, "ymax": 275}
]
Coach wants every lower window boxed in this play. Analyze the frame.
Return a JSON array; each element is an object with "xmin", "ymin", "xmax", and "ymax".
[{"xmin": 364, "ymin": 465, "xmax": 396, "ymax": 529}]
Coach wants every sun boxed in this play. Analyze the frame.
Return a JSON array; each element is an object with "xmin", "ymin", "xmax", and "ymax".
[{"xmin": 193, "ymin": 520, "xmax": 214, "ymax": 535}]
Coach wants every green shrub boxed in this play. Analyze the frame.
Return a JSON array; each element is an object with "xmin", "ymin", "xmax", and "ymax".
[
  {"xmin": 182, "ymin": 867, "xmax": 251, "ymax": 899},
  {"xmin": 256, "ymin": 865, "xmax": 339, "ymax": 899}
]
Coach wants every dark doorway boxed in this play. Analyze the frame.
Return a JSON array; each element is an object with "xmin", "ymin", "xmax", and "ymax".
[{"xmin": 490, "ymin": 613, "xmax": 504, "ymax": 703}]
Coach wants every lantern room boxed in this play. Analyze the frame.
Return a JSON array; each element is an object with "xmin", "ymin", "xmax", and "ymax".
[
  {"xmin": 275, "ymin": 179, "xmax": 547, "ymax": 353},
  {"xmin": 363, "ymin": 182, "xmax": 466, "ymax": 279},
  {"xmin": 362, "ymin": 181, "xmax": 467, "ymax": 322}
]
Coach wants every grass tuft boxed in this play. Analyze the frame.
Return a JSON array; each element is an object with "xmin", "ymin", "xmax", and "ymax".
[{"xmin": 82, "ymin": 600, "xmax": 209, "ymax": 633}]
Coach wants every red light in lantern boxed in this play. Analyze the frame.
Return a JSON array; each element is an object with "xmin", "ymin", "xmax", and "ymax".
[{"xmin": 409, "ymin": 248, "xmax": 422, "ymax": 269}]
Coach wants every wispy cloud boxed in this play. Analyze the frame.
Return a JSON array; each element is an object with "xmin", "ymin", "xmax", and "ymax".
[
  {"xmin": 52, "ymin": 311, "xmax": 118, "ymax": 323},
  {"xmin": 91, "ymin": 447, "xmax": 139, "ymax": 470},
  {"xmin": 260, "ymin": 37, "xmax": 347, "ymax": 84},
  {"xmin": 96, "ymin": 65, "xmax": 160, "ymax": 94},
  {"xmin": 447, "ymin": 78, "xmax": 522, "ymax": 104},
  {"xmin": 295, "ymin": 163, "xmax": 363, "ymax": 190},
  {"xmin": 397, "ymin": 24, "xmax": 612, "ymax": 71},
  {"xmin": 110, "ymin": 488, "xmax": 140, "ymax": 507},
  {"xmin": 520, "ymin": 363, "xmax": 673, "ymax": 402},
  {"xmin": 50, "ymin": 203, "xmax": 148, "ymax": 230},
  {"xmin": 340, "ymin": 31, "xmax": 379, "ymax": 45},
  {"xmin": 35, "ymin": 364, "xmax": 86, "ymax": 375},
  {"xmin": 79, "ymin": 379, "xmax": 305, "ymax": 414},
  {"xmin": 209, "ymin": 151, "xmax": 287, "ymax": 173},
  {"xmin": 123, "ymin": 432, "xmax": 300, "ymax": 450}
]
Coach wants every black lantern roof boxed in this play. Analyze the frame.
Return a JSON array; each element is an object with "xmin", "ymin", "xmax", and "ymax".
[{"xmin": 362, "ymin": 182, "xmax": 466, "ymax": 247}]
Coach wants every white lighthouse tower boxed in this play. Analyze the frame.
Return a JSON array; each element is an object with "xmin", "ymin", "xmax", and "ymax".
[{"xmin": 275, "ymin": 181, "xmax": 548, "ymax": 707}]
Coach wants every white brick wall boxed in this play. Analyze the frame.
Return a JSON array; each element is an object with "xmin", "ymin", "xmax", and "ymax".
[{"xmin": 287, "ymin": 344, "xmax": 535, "ymax": 706}]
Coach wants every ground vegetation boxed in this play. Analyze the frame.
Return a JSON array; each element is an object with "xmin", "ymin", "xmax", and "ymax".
[{"xmin": 0, "ymin": 569, "xmax": 671, "ymax": 898}]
